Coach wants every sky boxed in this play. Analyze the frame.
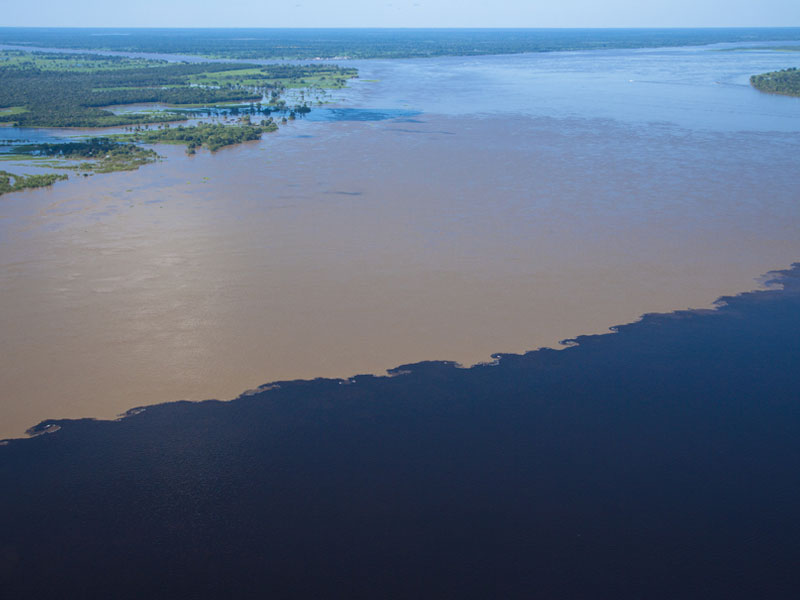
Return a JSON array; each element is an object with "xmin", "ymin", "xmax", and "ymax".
[{"xmin": 3, "ymin": 0, "xmax": 800, "ymax": 28}]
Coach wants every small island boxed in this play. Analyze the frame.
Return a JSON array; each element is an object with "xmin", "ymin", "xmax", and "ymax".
[
  {"xmin": 750, "ymin": 67, "xmax": 800, "ymax": 97},
  {"xmin": 16, "ymin": 138, "xmax": 160, "ymax": 173},
  {"xmin": 0, "ymin": 169, "xmax": 67, "ymax": 196},
  {"xmin": 116, "ymin": 121, "xmax": 278, "ymax": 154}
]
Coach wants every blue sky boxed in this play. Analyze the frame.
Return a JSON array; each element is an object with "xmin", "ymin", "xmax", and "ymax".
[{"xmin": 4, "ymin": 0, "xmax": 800, "ymax": 28}]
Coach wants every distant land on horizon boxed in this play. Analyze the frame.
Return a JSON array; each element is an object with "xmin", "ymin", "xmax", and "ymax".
[{"xmin": 2, "ymin": 27, "xmax": 800, "ymax": 60}]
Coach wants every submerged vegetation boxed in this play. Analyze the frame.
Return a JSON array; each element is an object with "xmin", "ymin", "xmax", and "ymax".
[
  {"xmin": 0, "ymin": 47, "xmax": 357, "ymax": 195},
  {"xmin": 117, "ymin": 122, "xmax": 278, "ymax": 153},
  {"xmin": 0, "ymin": 50, "xmax": 356, "ymax": 128},
  {"xmin": 0, "ymin": 169, "xmax": 67, "ymax": 195},
  {"xmin": 750, "ymin": 67, "xmax": 800, "ymax": 97},
  {"xmin": 16, "ymin": 138, "xmax": 160, "ymax": 173},
  {"xmin": 0, "ymin": 52, "xmax": 250, "ymax": 127}
]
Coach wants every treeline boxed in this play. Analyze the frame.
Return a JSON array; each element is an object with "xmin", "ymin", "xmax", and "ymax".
[
  {"xmin": 118, "ymin": 122, "xmax": 278, "ymax": 153},
  {"xmin": 0, "ymin": 170, "xmax": 67, "ymax": 195},
  {"xmin": 750, "ymin": 67, "xmax": 800, "ymax": 97},
  {"xmin": 2, "ymin": 28, "xmax": 800, "ymax": 60},
  {"xmin": 85, "ymin": 86, "xmax": 259, "ymax": 107},
  {"xmin": 0, "ymin": 58, "xmax": 261, "ymax": 127},
  {"xmin": 17, "ymin": 137, "xmax": 154, "ymax": 159}
]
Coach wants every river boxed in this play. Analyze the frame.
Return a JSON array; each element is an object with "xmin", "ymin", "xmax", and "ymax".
[{"xmin": 1, "ymin": 41, "xmax": 799, "ymax": 439}]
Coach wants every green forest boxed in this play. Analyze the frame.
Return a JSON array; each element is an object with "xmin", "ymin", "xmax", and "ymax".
[
  {"xmin": 0, "ymin": 50, "xmax": 357, "ymax": 127},
  {"xmin": 750, "ymin": 67, "xmax": 800, "ymax": 97},
  {"xmin": 2, "ymin": 27, "xmax": 800, "ymax": 60}
]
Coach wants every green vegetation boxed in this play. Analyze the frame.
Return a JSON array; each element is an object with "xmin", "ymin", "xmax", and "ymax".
[
  {"xmin": 0, "ymin": 106, "xmax": 29, "ymax": 117},
  {"xmin": 15, "ymin": 138, "xmax": 160, "ymax": 173},
  {"xmin": 0, "ymin": 169, "xmax": 67, "ymax": 195},
  {"xmin": 0, "ymin": 50, "xmax": 356, "ymax": 128},
  {"xmin": 116, "ymin": 121, "xmax": 278, "ymax": 153},
  {"xmin": 750, "ymin": 67, "xmax": 800, "ymax": 97},
  {"xmin": 0, "ymin": 51, "xmax": 162, "ymax": 72},
  {"xmin": 0, "ymin": 51, "xmax": 258, "ymax": 127},
  {"xmin": 188, "ymin": 64, "xmax": 357, "ymax": 90}
]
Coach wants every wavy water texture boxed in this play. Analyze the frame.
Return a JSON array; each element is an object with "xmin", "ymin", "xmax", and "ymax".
[{"xmin": 1, "ymin": 263, "xmax": 799, "ymax": 599}]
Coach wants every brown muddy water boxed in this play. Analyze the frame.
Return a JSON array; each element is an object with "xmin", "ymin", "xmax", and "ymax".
[{"xmin": 2, "ymin": 47, "xmax": 800, "ymax": 439}]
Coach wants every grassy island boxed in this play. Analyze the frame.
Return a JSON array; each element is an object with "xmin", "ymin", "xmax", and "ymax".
[
  {"xmin": 116, "ymin": 121, "xmax": 278, "ymax": 153},
  {"xmin": 16, "ymin": 138, "xmax": 160, "ymax": 173},
  {"xmin": 750, "ymin": 67, "xmax": 800, "ymax": 97},
  {"xmin": 0, "ymin": 169, "xmax": 67, "ymax": 195}
]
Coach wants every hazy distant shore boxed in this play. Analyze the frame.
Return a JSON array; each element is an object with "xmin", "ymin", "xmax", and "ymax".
[{"xmin": 3, "ymin": 27, "xmax": 800, "ymax": 60}]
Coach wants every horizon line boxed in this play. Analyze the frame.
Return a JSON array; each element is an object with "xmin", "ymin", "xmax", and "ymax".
[{"xmin": 3, "ymin": 25, "xmax": 800, "ymax": 30}]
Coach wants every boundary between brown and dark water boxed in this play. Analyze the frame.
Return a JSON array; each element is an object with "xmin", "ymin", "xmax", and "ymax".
[{"xmin": 1, "ymin": 263, "xmax": 799, "ymax": 598}]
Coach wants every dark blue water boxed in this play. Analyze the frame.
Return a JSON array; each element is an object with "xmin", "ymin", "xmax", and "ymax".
[{"xmin": 2, "ymin": 264, "xmax": 799, "ymax": 599}]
